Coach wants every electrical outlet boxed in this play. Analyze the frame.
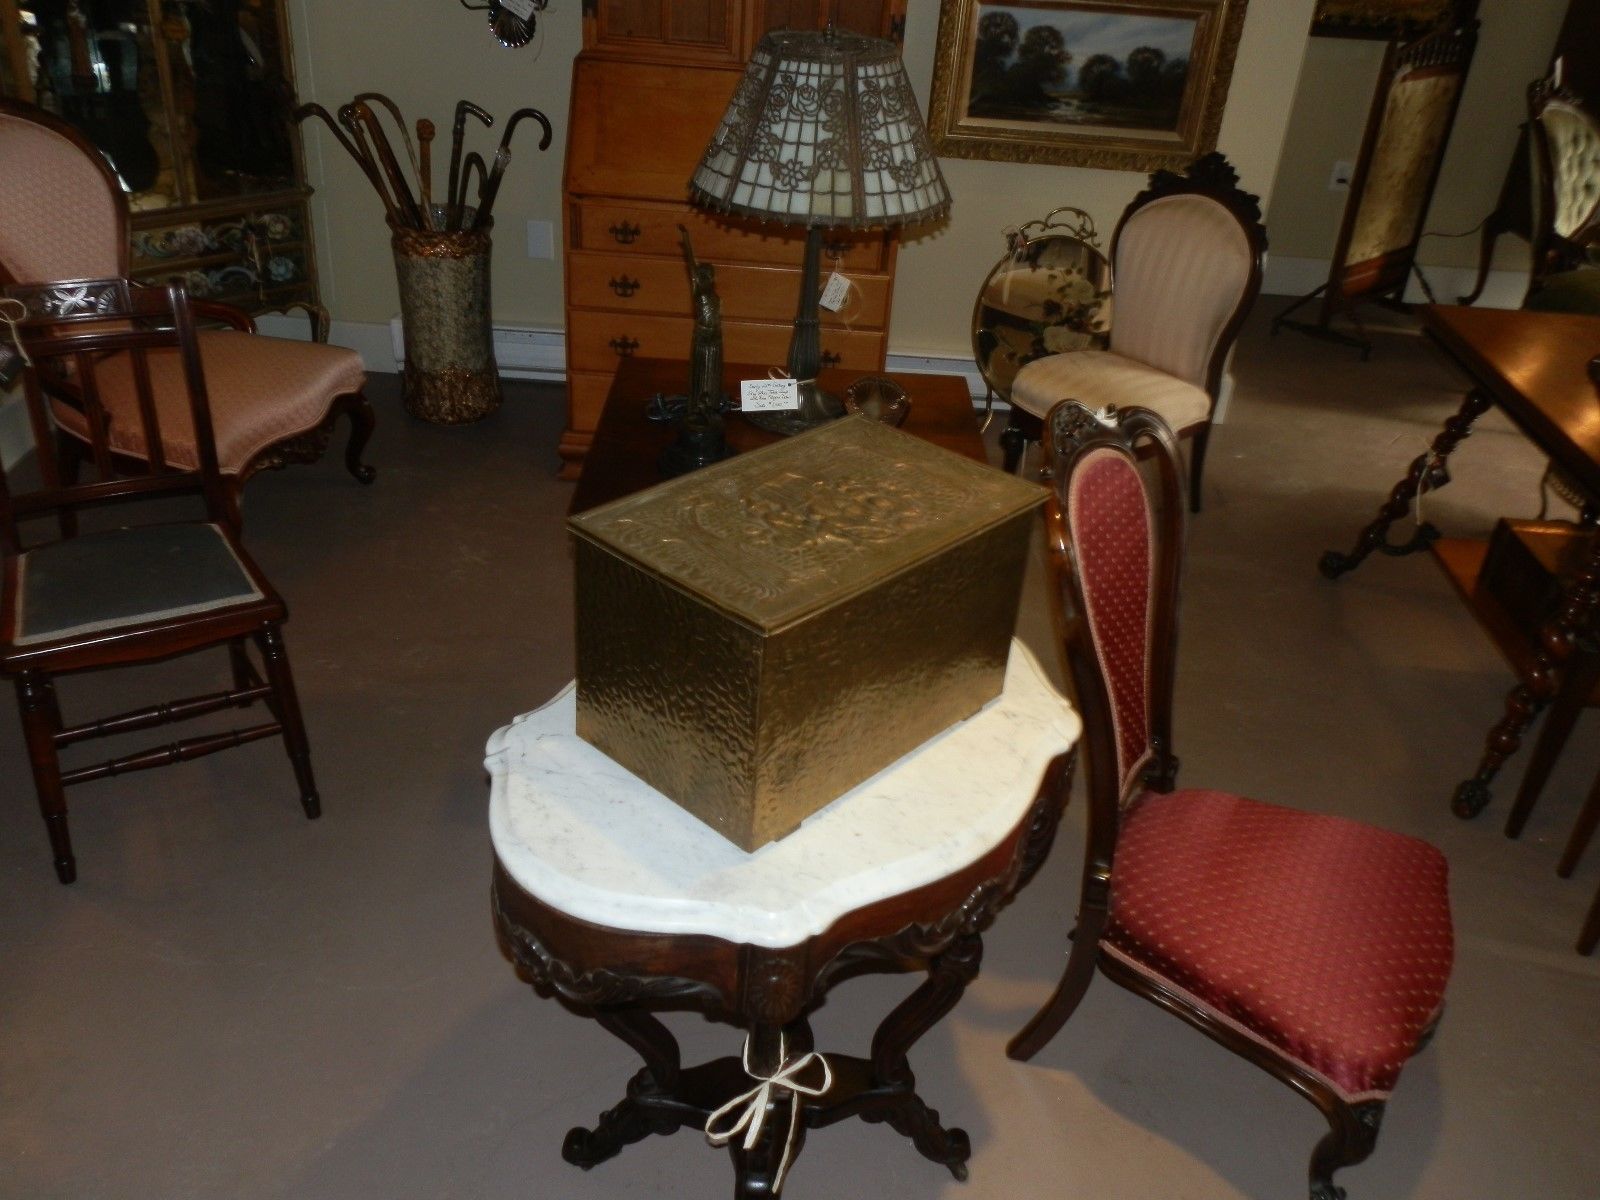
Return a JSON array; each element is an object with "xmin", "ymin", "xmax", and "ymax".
[
  {"xmin": 1328, "ymin": 160, "xmax": 1353, "ymax": 191},
  {"xmin": 525, "ymin": 219, "xmax": 554, "ymax": 260}
]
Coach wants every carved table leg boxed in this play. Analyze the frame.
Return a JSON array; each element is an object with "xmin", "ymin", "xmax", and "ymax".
[
  {"xmin": 1320, "ymin": 387, "xmax": 1493, "ymax": 580},
  {"xmin": 562, "ymin": 1008, "xmax": 684, "ymax": 1168},
  {"xmin": 727, "ymin": 1022, "xmax": 804, "ymax": 1200},
  {"xmin": 1453, "ymin": 528, "xmax": 1600, "ymax": 818},
  {"xmin": 861, "ymin": 932, "xmax": 982, "ymax": 1180}
]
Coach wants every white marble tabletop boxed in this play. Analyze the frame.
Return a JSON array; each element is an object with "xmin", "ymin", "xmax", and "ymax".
[{"xmin": 487, "ymin": 638, "xmax": 1080, "ymax": 949}]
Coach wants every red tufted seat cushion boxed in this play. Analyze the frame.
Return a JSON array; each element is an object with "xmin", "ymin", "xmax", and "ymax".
[{"xmin": 1103, "ymin": 789, "xmax": 1454, "ymax": 1103}]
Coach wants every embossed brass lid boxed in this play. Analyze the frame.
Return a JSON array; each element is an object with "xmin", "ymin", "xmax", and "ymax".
[{"xmin": 568, "ymin": 416, "xmax": 1045, "ymax": 633}]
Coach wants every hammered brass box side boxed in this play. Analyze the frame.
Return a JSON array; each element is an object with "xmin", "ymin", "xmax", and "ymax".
[
  {"xmin": 570, "ymin": 417, "xmax": 1047, "ymax": 851},
  {"xmin": 749, "ymin": 510, "xmax": 1037, "ymax": 846},
  {"xmin": 573, "ymin": 538, "xmax": 766, "ymax": 847}
]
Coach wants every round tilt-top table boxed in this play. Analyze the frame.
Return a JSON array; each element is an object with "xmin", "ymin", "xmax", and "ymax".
[{"xmin": 487, "ymin": 641, "xmax": 1079, "ymax": 1197}]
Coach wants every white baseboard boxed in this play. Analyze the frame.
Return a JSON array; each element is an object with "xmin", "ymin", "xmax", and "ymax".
[{"xmin": 1262, "ymin": 254, "xmax": 1528, "ymax": 310}]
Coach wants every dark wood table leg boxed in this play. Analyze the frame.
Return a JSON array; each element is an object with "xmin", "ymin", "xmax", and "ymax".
[
  {"xmin": 1320, "ymin": 387, "xmax": 1494, "ymax": 580},
  {"xmin": 1453, "ymin": 529, "xmax": 1600, "ymax": 818},
  {"xmin": 862, "ymin": 931, "xmax": 983, "ymax": 1180},
  {"xmin": 1504, "ymin": 639, "xmax": 1600, "ymax": 839},
  {"xmin": 562, "ymin": 1007, "xmax": 686, "ymax": 1167}
]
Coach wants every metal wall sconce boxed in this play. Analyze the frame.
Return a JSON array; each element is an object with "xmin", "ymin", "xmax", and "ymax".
[{"xmin": 458, "ymin": 0, "xmax": 547, "ymax": 48}]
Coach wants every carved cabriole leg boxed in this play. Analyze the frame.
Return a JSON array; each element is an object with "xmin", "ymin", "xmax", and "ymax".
[
  {"xmin": 17, "ymin": 673, "xmax": 74, "ymax": 884},
  {"xmin": 341, "ymin": 393, "xmax": 378, "ymax": 485},
  {"xmin": 256, "ymin": 624, "xmax": 320, "ymax": 819},
  {"xmin": 1453, "ymin": 530, "xmax": 1600, "ymax": 819},
  {"xmin": 1309, "ymin": 1099, "xmax": 1384, "ymax": 1200},
  {"xmin": 1006, "ymin": 895, "xmax": 1109, "ymax": 1063},
  {"xmin": 864, "ymin": 932, "xmax": 980, "ymax": 1180},
  {"xmin": 1320, "ymin": 387, "xmax": 1493, "ymax": 580},
  {"xmin": 562, "ymin": 1008, "xmax": 686, "ymax": 1170}
]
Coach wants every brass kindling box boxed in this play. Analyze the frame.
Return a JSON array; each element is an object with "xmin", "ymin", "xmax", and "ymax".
[{"xmin": 569, "ymin": 416, "xmax": 1046, "ymax": 851}]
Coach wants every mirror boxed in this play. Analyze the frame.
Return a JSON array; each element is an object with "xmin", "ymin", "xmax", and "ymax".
[{"xmin": 972, "ymin": 207, "xmax": 1112, "ymax": 401}]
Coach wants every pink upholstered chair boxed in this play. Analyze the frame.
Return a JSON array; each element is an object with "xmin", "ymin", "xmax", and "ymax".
[
  {"xmin": 1000, "ymin": 154, "xmax": 1266, "ymax": 514},
  {"xmin": 0, "ymin": 99, "xmax": 374, "ymax": 521},
  {"xmin": 1011, "ymin": 401, "xmax": 1455, "ymax": 1200}
]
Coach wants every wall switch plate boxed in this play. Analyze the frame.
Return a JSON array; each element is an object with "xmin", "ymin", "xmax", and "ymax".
[
  {"xmin": 1328, "ymin": 160, "xmax": 1353, "ymax": 191},
  {"xmin": 526, "ymin": 219, "xmax": 555, "ymax": 260}
]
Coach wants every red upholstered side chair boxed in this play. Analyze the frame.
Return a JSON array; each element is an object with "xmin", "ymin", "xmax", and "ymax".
[
  {"xmin": 1, "ymin": 279, "xmax": 321, "ymax": 883},
  {"xmin": 1010, "ymin": 402, "xmax": 1454, "ymax": 1200},
  {"xmin": 0, "ymin": 99, "xmax": 374, "ymax": 521},
  {"xmin": 999, "ymin": 154, "xmax": 1266, "ymax": 514}
]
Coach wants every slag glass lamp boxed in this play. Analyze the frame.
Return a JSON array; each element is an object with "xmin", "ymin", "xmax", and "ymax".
[{"xmin": 689, "ymin": 28, "xmax": 952, "ymax": 435}]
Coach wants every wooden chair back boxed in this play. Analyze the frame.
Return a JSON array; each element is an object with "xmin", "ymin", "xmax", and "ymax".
[
  {"xmin": 1108, "ymin": 153, "xmax": 1266, "ymax": 398},
  {"xmin": 1042, "ymin": 402, "xmax": 1186, "ymax": 874},
  {"xmin": 0, "ymin": 279, "xmax": 231, "ymax": 554}
]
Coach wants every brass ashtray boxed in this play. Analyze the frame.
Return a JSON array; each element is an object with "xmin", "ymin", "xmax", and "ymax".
[{"xmin": 842, "ymin": 376, "xmax": 910, "ymax": 426}]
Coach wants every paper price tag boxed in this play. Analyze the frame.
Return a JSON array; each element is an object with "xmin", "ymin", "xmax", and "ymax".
[
  {"xmin": 500, "ymin": 0, "xmax": 538, "ymax": 20},
  {"xmin": 740, "ymin": 377, "xmax": 800, "ymax": 412},
  {"xmin": 819, "ymin": 271, "xmax": 851, "ymax": 313}
]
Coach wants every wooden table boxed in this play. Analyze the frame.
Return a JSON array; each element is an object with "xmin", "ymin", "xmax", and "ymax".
[
  {"xmin": 569, "ymin": 358, "xmax": 989, "ymax": 515},
  {"xmin": 488, "ymin": 645, "xmax": 1078, "ymax": 1197},
  {"xmin": 1320, "ymin": 305, "xmax": 1600, "ymax": 820}
]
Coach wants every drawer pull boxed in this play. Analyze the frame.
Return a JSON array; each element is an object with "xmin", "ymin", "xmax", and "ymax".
[
  {"xmin": 824, "ymin": 238, "xmax": 851, "ymax": 258},
  {"xmin": 608, "ymin": 275, "xmax": 640, "ymax": 298},
  {"xmin": 608, "ymin": 221, "xmax": 641, "ymax": 245},
  {"xmin": 609, "ymin": 335, "xmax": 640, "ymax": 358},
  {"xmin": 820, "ymin": 350, "xmax": 843, "ymax": 368}
]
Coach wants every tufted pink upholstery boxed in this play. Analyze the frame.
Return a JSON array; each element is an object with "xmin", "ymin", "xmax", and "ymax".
[
  {"xmin": 1068, "ymin": 448, "xmax": 1154, "ymax": 797},
  {"xmin": 0, "ymin": 111, "xmax": 125, "ymax": 284},
  {"xmin": 1105, "ymin": 788, "xmax": 1454, "ymax": 1102},
  {"xmin": 51, "ymin": 331, "xmax": 367, "ymax": 474}
]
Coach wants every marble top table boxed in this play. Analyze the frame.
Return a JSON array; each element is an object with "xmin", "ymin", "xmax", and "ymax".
[{"xmin": 488, "ymin": 640, "xmax": 1079, "ymax": 1196}]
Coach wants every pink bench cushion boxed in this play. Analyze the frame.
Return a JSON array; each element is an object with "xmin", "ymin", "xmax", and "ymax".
[
  {"xmin": 1105, "ymin": 788, "xmax": 1454, "ymax": 1102},
  {"xmin": 54, "ymin": 330, "xmax": 365, "ymax": 475}
]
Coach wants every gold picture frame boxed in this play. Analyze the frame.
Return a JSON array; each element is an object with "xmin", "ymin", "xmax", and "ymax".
[
  {"xmin": 1311, "ymin": 0, "xmax": 1472, "ymax": 40},
  {"xmin": 928, "ymin": 0, "xmax": 1250, "ymax": 173}
]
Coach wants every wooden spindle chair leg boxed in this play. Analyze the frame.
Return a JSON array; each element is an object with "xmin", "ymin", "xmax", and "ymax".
[
  {"xmin": 256, "ymin": 623, "xmax": 320, "ymax": 819},
  {"xmin": 16, "ymin": 673, "xmax": 75, "ymax": 884}
]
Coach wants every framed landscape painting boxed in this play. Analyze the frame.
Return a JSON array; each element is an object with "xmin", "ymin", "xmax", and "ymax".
[{"xmin": 928, "ymin": 0, "xmax": 1251, "ymax": 172}]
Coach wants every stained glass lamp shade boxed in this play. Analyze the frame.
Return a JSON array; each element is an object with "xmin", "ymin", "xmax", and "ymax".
[{"xmin": 689, "ymin": 28, "xmax": 951, "ymax": 434}]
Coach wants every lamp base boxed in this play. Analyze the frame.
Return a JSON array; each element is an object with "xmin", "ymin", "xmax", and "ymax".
[
  {"xmin": 742, "ymin": 380, "xmax": 844, "ymax": 437},
  {"xmin": 659, "ymin": 415, "xmax": 735, "ymax": 477}
]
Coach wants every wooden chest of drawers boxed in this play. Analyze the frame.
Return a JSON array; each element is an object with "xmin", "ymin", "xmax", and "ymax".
[{"xmin": 559, "ymin": 3, "xmax": 905, "ymax": 477}]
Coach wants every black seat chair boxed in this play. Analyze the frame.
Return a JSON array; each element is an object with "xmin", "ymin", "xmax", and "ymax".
[{"xmin": 1, "ymin": 278, "xmax": 320, "ymax": 883}]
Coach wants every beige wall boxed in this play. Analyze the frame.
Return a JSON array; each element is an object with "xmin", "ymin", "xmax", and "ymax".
[
  {"xmin": 292, "ymin": 0, "xmax": 1317, "ymax": 359},
  {"xmin": 1267, "ymin": 0, "xmax": 1568, "ymax": 271},
  {"xmin": 287, "ymin": 0, "xmax": 581, "ymax": 327}
]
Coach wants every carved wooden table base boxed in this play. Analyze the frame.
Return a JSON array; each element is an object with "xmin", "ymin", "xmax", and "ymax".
[
  {"xmin": 490, "ymin": 752, "xmax": 1071, "ymax": 1198},
  {"xmin": 1322, "ymin": 305, "xmax": 1600, "ymax": 820}
]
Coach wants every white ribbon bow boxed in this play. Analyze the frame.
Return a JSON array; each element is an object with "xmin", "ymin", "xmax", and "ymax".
[{"xmin": 704, "ymin": 1033, "xmax": 833, "ymax": 1193}]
